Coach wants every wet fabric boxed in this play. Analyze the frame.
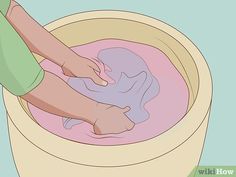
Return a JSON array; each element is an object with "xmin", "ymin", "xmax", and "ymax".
[{"xmin": 63, "ymin": 48, "xmax": 159, "ymax": 129}]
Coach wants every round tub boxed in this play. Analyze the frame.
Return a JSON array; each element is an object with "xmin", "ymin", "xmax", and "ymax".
[{"xmin": 3, "ymin": 11, "xmax": 212, "ymax": 177}]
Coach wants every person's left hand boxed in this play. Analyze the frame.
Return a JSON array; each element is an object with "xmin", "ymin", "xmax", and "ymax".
[{"xmin": 62, "ymin": 56, "xmax": 108, "ymax": 86}]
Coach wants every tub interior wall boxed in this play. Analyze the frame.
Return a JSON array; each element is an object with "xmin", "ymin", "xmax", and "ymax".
[{"xmin": 19, "ymin": 18, "xmax": 199, "ymax": 121}]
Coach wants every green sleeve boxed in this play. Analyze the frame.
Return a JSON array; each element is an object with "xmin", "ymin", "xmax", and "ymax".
[
  {"xmin": 0, "ymin": 0, "xmax": 10, "ymax": 15},
  {"xmin": 0, "ymin": 12, "xmax": 44, "ymax": 96}
]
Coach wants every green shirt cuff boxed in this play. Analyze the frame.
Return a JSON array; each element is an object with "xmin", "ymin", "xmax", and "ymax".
[{"xmin": 17, "ymin": 69, "xmax": 45, "ymax": 96}]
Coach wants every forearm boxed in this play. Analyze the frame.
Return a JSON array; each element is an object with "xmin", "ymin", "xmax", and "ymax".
[
  {"xmin": 6, "ymin": 1, "xmax": 79, "ymax": 67},
  {"xmin": 22, "ymin": 71, "xmax": 98, "ymax": 125}
]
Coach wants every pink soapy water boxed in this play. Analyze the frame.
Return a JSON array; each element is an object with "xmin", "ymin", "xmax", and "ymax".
[{"xmin": 28, "ymin": 39, "xmax": 189, "ymax": 145}]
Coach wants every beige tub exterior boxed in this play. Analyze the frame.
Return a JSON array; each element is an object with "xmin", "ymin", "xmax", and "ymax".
[{"xmin": 3, "ymin": 11, "xmax": 212, "ymax": 177}]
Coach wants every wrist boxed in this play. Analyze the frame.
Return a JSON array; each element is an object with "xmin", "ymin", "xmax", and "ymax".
[
  {"xmin": 79, "ymin": 101, "xmax": 101, "ymax": 125},
  {"xmin": 61, "ymin": 54, "xmax": 84, "ymax": 69},
  {"xmin": 86, "ymin": 102, "xmax": 110, "ymax": 125}
]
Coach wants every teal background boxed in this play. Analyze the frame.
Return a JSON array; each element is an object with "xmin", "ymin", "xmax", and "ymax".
[{"xmin": 0, "ymin": 0, "xmax": 235, "ymax": 176}]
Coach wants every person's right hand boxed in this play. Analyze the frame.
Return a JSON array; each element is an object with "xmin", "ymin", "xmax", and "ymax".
[{"xmin": 93, "ymin": 105, "xmax": 135, "ymax": 135}]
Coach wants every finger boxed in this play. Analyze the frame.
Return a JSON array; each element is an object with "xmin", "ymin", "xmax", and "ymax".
[
  {"xmin": 122, "ymin": 107, "xmax": 134, "ymax": 131},
  {"xmin": 126, "ymin": 119, "xmax": 135, "ymax": 131},
  {"xmin": 94, "ymin": 125, "xmax": 102, "ymax": 135},
  {"xmin": 122, "ymin": 106, "xmax": 131, "ymax": 113},
  {"xmin": 89, "ymin": 71, "xmax": 108, "ymax": 86},
  {"xmin": 89, "ymin": 61, "xmax": 101, "ymax": 73}
]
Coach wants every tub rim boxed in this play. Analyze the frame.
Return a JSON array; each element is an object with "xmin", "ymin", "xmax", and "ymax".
[{"xmin": 3, "ymin": 10, "xmax": 212, "ymax": 167}]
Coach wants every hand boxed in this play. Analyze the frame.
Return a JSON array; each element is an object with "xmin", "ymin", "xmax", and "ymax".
[
  {"xmin": 62, "ymin": 56, "xmax": 108, "ymax": 86},
  {"xmin": 93, "ymin": 105, "xmax": 135, "ymax": 135}
]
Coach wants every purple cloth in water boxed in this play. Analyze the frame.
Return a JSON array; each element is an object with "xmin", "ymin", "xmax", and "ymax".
[{"xmin": 63, "ymin": 48, "xmax": 159, "ymax": 129}]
